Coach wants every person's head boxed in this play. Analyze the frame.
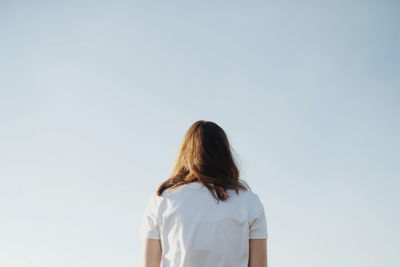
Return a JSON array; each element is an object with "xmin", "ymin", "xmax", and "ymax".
[{"xmin": 156, "ymin": 120, "xmax": 250, "ymax": 202}]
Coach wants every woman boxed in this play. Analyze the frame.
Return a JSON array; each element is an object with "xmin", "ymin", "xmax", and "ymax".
[{"xmin": 141, "ymin": 120, "xmax": 269, "ymax": 267}]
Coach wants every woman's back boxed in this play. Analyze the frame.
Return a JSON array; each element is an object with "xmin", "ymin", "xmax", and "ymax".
[{"xmin": 141, "ymin": 182, "xmax": 268, "ymax": 267}]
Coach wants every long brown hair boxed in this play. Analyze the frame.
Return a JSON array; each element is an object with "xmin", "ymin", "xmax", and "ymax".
[{"xmin": 156, "ymin": 120, "xmax": 251, "ymax": 203}]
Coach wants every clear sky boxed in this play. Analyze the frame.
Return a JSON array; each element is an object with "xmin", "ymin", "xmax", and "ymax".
[{"xmin": 1, "ymin": 1, "xmax": 399, "ymax": 266}]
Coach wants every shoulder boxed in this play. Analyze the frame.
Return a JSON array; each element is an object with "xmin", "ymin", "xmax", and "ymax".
[
  {"xmin": 151, "ymin": 190, "xmax": 165, "ymax": 203},
  {"xmin": 145, "ymin": 190, "xmax": 164, "ymax": 210},
  {"xmin": 231, "ymin": 188, "xmax": 262, "ymax": 202},
  {"xmin": 237, "ymin": 190, "xmax": 266, "ymax": 215},
  {"xmin": 227, "ymin": 188, "xmax": 264, "ymax": 208},
  {"xmin": 246, "ymin": 190, "xmax": 263, "ymax": 203}
]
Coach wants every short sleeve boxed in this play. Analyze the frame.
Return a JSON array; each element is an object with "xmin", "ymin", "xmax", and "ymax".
[
  {"xmin": 249, "ymin": 194, "xmax": 269, "ymax": 239},
  {"xmin": 140, "ymin": 192, "xmax": 161, "ymax": 239}
]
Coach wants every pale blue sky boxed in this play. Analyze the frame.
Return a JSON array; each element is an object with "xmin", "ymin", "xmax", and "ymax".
[{"xmin": 1, "ymin": 1, "xmax": 399, "ymax": 266}]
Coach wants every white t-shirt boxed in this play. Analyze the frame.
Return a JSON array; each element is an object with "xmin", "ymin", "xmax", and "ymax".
[{"xmin": 140, "ymin": 182, "xmax": 268, "ymax": 267}]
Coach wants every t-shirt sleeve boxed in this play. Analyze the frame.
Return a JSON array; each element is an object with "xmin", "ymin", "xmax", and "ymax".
[
  {"xmin": 249, "ymin": 194, "xmax": 269, "ymax": 239},
  {"xmin": 140, "ymin": 192, "xmax": 161, "ymax": 239}
]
